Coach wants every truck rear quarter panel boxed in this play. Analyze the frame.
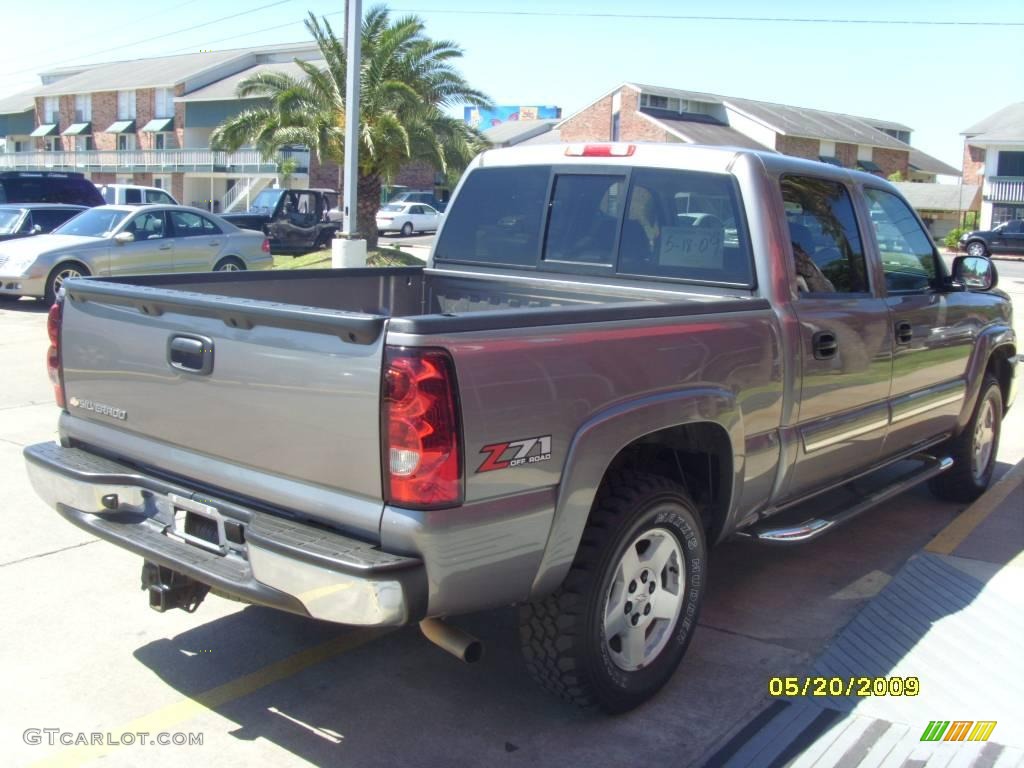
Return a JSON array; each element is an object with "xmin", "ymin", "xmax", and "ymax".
[{"xmin": 383, "ymin": 305, "xmax": 782, "ymax": 614}]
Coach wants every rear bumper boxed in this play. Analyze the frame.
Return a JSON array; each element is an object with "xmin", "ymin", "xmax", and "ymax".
[{"xmin": 23, "ymin": 441, "xmax": 427, "ymax": 626}]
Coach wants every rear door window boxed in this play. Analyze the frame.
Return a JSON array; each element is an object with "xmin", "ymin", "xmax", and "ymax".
[
  {"xmin": 124, "ymin": 188, "xmax": 143, "ymax": 204},
  {"xmin": 781, "ymin": 176, "xmax": 869, "ymax": 295}
]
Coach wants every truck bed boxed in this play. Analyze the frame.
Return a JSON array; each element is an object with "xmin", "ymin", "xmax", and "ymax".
[{"xmin": 56, "ymin": 267, "xmax": 767, "ymax": 541}]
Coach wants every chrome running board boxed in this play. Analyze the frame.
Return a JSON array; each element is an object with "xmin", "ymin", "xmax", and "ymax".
[{"xmin": 736, "ymin": 454, "xmax": 953, "ymax": 544}]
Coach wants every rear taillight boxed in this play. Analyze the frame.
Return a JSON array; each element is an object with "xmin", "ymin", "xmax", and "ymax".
[
  {"xmin": 46, "ymin": 298, "xmax": 64, "ymax": 408},
  {"xmin": 564, "ymin": 143, "xmax": 636, "ymax": 157},
  {"xmin": 382, "ymin": 347, "xmax": 462, "ymax": 509},
  {"xmin": 261, "ymin": 238, "xmax": 271, "ymax": 253}
]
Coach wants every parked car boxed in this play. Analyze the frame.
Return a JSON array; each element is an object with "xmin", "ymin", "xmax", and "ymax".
[
  {"xmin": 0, "ymin": 171, "xmax": 103, "ymax": 207},
  {"xmin": 388, "ymin": 188, "xmax": 449, "ymax": 211},
  {"xmin": 0, "ymin": 204, "xmax": 86, "ymax": 242},
  {"xmin": 959, "ymin": 219, "xmax": 1024, "ymax": 257},
  {"xmin": 222, "ymin": 188, "xmax": 338, "ymax": 254},
  {"xmin": 0, "ymin": 204, "xmax": 270, "ymax": 303},
  {"xmin": 376, "ymin": 201, "xmax": 442, "ymax": 235},
  {"xmin": 24, "ymin": 144, "xmax": 1016, "ymax": 713},
  {"xmin": 99, "ymin": 184, "xmax": 179, "ymax": 206}
]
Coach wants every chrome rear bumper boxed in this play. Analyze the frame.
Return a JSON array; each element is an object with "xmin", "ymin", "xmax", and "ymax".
[{"xmin": 23, "ymin": 441, "xmax": 426, "ymax": 626}]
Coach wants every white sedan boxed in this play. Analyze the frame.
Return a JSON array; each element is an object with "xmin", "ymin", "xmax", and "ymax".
[{"xmin": 376, "ymin": 202, "xmax": 442, "ymax": 236}]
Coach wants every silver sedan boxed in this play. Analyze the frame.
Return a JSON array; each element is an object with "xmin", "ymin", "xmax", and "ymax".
[{"xmin": 0, "ymin": 205, "xmax": 272, "ymax": 303}]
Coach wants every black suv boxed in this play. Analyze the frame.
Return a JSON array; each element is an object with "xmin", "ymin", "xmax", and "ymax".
[
  {"xmin": 0, "ymin": 203, "xmax": 86, "ymax": 242},
  {"xmin": 959, "ymin": 219, "xmax": 1024, "ymax": 257},
  {"xmin": 0, "ymin": 171, "xmax": 104, "ymax": 207}
]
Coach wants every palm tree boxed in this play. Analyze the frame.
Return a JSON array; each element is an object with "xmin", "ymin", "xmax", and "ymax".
[{"xmin": 210, "ymin": 6, "xmax": 491, "ymax": 249}]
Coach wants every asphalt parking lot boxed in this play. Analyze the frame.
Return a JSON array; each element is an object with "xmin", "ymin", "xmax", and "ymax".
[{"xmin": 1, "ymin": 267, "xmax": 1022, "ymax": 768}]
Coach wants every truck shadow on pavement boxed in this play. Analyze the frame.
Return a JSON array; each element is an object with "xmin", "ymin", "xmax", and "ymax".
[
  {"xmin": 128, "ymin": 468, "xmax": 1015, "ymax": 768},
  {"xmin": 0, "ymin": 298, "xmax": 48, "ymax": 313}
]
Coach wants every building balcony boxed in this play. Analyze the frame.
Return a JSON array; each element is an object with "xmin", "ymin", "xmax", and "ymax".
[
  {"xmin": 983, "ymin": 176, "xmax": 1024, "ymax": 203},
  {"xmin": 0, "ymin": 148, "xmax": 309, "ymax": 175}
]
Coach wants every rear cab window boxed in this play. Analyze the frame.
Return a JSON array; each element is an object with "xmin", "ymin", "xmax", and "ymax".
[{"xmin": 434, "ymin": 164, "xmax": 754, "ymax": 287}]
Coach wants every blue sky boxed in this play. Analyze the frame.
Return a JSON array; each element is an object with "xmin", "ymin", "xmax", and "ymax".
[{"xmin": 1, "ymin": 1, "xmax": 1021, "ymax": 169}]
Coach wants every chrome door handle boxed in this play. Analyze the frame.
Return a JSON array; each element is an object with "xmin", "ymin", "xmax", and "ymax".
[
  {"xmin": 159, "ymin": 244, "xmax": 172, "ymax": 251},
  {"xmin": 208, "ymin": 240, "xmax": 221, "ymax": 246}
]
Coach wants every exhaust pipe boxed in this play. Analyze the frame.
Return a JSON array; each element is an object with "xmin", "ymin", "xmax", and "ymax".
[{"xmin": 420, "ymin": 618, "xmax": 483, "ymax": 663}]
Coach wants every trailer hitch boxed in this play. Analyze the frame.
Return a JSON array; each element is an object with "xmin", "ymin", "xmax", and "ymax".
[{"xmin": 141, "ymin": 561, "xmax": 210, "ymax": 613}]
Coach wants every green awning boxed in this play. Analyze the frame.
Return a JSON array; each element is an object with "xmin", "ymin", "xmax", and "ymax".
[
  {"xmin": 104, "ymin": 120, "xmax": 135, "ymax": 134},
  {"xmin": 857, "ymin": 159, "xmax": 882, "ymax": 172},
  {"xmin": 62, "ymin": 122, "xmax": 91, "ymax": 136},
  {"xmin": 818, "ymin": 156, "xmax": 842, "ymax": 166},
  {"xmin": 141, "ymin": 117, "xmax": 174, "ymax": 132},
  {"xmin": 30, "ymin": 123, "xmax": 57, "ymax": 137}
]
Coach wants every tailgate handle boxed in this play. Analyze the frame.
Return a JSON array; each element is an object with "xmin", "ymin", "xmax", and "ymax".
[{"xmin": 168, "ymin": 334, "xmax": 214, "ymax": 375}]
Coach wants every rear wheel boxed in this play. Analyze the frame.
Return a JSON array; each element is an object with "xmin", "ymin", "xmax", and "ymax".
[
  {"xmin": 966, "ymin": 240, "xmax": 988, "ymax": 258},
  {"xmin": 929, "ymin": 375, "xmax": 1002, "ymax": 503},
  {"xmin": 213, "ymin": 257, "xmax": 245, "ymax": 272},
  {"xmin": 519, "ymin": 471, "xmax": 706, "ymax": 712},
  {"xmin": 401, "ymin": 222, "xmax": 413, "ymax": 237},
  {"xmin": 44, "ymin": 261, "xmax": 90, "ymax": 304}
]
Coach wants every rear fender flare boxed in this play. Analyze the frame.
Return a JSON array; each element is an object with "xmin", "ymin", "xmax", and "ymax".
[{"xmin": 528, "ymin": 387, "xmax": 742, "ymax": 599}]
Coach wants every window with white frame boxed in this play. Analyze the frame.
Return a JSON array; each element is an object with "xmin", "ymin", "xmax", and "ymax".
[
  {"xmin": 640, "ymin": 93, "xmax": 691, "ymax": 114},
  {"xmin": 74, "ymin": 94, "xmax": 91, "ymax": 123},
  {"xmin": 155, "ymin": 88, "xmax": 174, "ymax": 119},
  {"xmin": 75, "ymin": 135, "xmax": 93, "ymax": 151},
  {"xmin": 117, "ymin": 90, "xmax": 136, "ymax": 120},
  {"xmin": 117, "ymin": 133, "xmax": 136, "ymax": 151},
  {"xmin": 43, "ymin": 97, "xmax": 59, "ymax": 124}
]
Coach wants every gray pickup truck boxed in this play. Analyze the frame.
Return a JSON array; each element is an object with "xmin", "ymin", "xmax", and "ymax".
[{"xmin": 25, "ymin": 143, "xmax": 1017, "ymax": 712}]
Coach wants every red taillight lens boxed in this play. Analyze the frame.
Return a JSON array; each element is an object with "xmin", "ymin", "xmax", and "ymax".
[
  {"xmin": 564, "ymin": 143, "xmax": 636, "ymax": 157},
  {"xmin": 382, "ymin": 347, "xmax": 461, "ymax": 509},
  {"xmin": 261, "ymin": 238, "xmax": 271, "ymax": 253},
  {"xmin": 46, "ymin": 299, "xmax": 64, "ymax": 408}
]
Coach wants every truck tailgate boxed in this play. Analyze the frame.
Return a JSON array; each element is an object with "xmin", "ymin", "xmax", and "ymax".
[{"xmin": 57, "ymin": 282, "xmax": 388, "ymax": 534}]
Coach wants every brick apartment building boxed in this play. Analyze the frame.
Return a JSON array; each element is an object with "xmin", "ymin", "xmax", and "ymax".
[
  {"xmin": 558, "ymin": 83, "xmax": 958, "ymax": 183},
  {"xmin": 0, "ymin": 43, "xmax": 346, "ymax": 213},
  {"xmin": 960, "ymin": 102, "xmax": 1024, "ymax": 230}
]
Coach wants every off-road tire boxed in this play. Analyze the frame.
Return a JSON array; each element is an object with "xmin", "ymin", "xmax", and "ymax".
[
  {"xmin": 929, "ymin": 375, "xmax": 1002, "ymax": 503},
  {"xmin": 519, "ymin": 471, "xmax": 706, "ymax": 712}
]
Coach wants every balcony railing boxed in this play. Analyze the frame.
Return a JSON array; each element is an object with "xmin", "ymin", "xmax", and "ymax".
[
  {"xmin": 984, "ymin": 176, "xmax": 1024, "ymax": 203},
  {"xmin": 0, "ymin": 148, "xmax": 309, "ymax": 175}
]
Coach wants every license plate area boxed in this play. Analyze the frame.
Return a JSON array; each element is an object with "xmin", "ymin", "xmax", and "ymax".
[{"xmin": 166, "ymin": 493, "xmax": 226, "ymax": 554}]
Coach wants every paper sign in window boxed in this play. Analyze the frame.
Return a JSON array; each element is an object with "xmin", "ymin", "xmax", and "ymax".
[{"xmin": 659, "ymin": 225, "xmax": 723, "ymax": 269}]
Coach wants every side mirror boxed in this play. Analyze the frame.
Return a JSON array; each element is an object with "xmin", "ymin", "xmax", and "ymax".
[
  {"xmin": 31, "ymin": 224, "xmax": 43, "ymax": 235},
  {"xmin": 113, "ymin": 231, "xmax": 135, "ymax": 246},
  {"xmin": 952, "ymin": 255, "xmax": 997, "ymax": 291}
]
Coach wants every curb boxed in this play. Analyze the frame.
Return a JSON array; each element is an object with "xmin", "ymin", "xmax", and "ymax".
[{"xmin": 925, "ymin": 459, "xmax": 1024, "ymax": 556}]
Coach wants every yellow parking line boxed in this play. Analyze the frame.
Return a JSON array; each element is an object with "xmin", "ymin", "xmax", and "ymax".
[
  {"xmin": 31, "ymin": 628, "xmax": 385, "ymax": 768},
  {"xmin": 926, "ymin": 460, "xmax": 1024, "ymax": 556}
]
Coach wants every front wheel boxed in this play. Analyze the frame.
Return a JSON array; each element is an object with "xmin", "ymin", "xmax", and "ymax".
[
  {"xmin": 44, "ymin": 261, "xmax": 90, "ymax": 304},
  {"xmin": 520, "ymin": 471, "xmax": 706, "ymax": 712},
  {"xmin": 213, "ymin": 257, "xmax": 246, "ymax": 272},
  {"xmin": 966, "ymin": 240, "xmax": 988, "ymax": 258},
  {"xmin": 929, "ymin": 375, "xmax": 1002, "ymax": 503}
]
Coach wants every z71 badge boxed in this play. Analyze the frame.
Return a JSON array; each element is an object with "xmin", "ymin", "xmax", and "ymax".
[{"xmin": 477, "ymin": 435, "xmax": 552, "ymax": 473}]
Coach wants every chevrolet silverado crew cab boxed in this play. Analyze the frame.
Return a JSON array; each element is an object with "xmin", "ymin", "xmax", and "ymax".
[{"xmin": 25, "ymin": 143, "xmax": 1017, "ymax": 712}]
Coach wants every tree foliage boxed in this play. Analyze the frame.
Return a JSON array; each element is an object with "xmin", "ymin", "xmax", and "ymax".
[{"xmin": 211, "ymin": 6, "xmax": 491, "ymax": 247}]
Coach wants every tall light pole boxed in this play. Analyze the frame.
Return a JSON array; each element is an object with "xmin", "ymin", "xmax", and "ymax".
[{"xmin": 342, "ymin": 0, "xmax": 361, "ymax": 238}]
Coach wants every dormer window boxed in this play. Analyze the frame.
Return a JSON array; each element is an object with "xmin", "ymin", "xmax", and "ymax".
[{"xmin": 640, "ymin": 94, "xmax": 690, "ymax": 113}]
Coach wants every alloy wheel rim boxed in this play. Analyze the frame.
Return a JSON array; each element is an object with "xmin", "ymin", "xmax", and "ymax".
[
  {"xmin": 219, "ymin": 262, "xmax": 240, "ymax": 271},
  {"xmin": 968, "ymin": 243, "xmax": 985, "ymax": 257},
  {"xmin": 53, "ymin": 268, "xmax": 82, "ymax": 293},
  {"xmin": 972, "ymin": 396, "xmax": 996, "ymax": 482},
  {"xmin": 603, "ymin": 525, "xmax": 685, "ymax": 672}
]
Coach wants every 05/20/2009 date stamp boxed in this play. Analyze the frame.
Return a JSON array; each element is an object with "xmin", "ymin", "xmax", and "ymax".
[{"xmin": 769, "ymin": 676, "xmax": 920, "ymax": 697}]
